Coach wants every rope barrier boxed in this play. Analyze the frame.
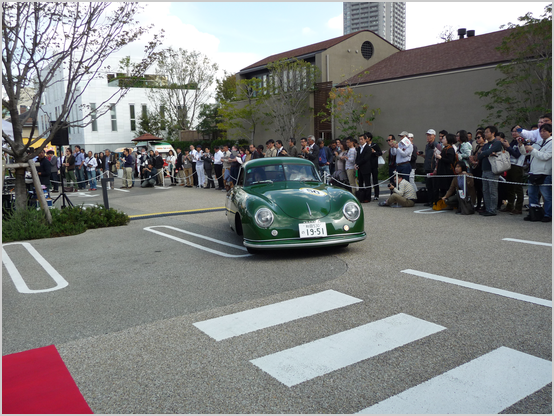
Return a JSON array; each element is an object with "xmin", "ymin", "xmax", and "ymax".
[
  {"xmin": 47, "ymin": 167, "xmax": 551, "ymax": 189},
  {"xmin": 412, "ymin": 172, "xmax": 552, "ymax": 187}
]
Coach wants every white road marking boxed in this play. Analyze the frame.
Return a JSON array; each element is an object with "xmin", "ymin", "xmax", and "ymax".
[
  {"xmin": 194, "ymin": 290, "xmax": 362, "ymax": 341},
  {"xmin": 154, "ymin": 186, "xmax": 171, "ymax": 190},
  {"xmin": 402, "ymin": 269, "xmax": 552, "ymax": 308},
  {"xmin": 112, "ymin": 188, "xmax": 130, "ymax": 192},
  {"xmin": 413, "ymin": 208, "xmax": 447, "ymax": 214},
  {"xmin": 144, "ymin": 225, "xmax": 251, "ymax": 258},
  {"xmin": 357, "ymin": 347, "xmax": 552, "ymax": 414},
  {"xmin": 250, "ymin": 313, "xmax": 445, "ymax": 387},
  {"xmin": 502, "ymin": 238, "xmax": 552, "ymax": 247},
  {"xmin": 2, "ymin": 243, "xmax": 68, "ymax": 293}
]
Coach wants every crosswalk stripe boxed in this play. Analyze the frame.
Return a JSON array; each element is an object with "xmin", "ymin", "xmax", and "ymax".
[
  {"xmin": 357, "ymin": 346, "xmax": 552, "ymax": 414},
  {"xmin": 250, "ymin": 313, "xmax": 445, "ymax": 387},
  {"xmin": 193, "ymin": 290, "xmax": 362, "ymax": 341},
  {"xmin": 502, "ymin": 238, "xmax": 552, "ymax": 247},
  {"xmin": 402, "ymin": 269, "xmax": 552, "ymax": 308}
]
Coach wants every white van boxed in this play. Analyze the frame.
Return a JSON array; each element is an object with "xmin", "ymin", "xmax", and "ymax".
[{"xmin": 134, "ymin": 141, "xmax": 176, "ymax": 161}]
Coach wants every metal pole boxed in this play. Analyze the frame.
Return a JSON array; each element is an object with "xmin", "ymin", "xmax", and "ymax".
[{"xmin": 100, "ymin": 177, "xmax": 114, "ymax": 209}]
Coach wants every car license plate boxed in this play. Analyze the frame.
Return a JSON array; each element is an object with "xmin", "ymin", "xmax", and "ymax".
[{"xmin": 299, "ymin": 222, "xmax": 327, "ymax": 238}]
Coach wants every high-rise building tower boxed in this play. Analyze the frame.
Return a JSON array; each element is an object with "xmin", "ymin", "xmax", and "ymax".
[{"xmin": 343, "ymin": 2, "xmax": 406, "ymax": 50}]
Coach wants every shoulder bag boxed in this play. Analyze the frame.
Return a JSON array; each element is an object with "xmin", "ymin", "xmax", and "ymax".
[{"xmin": 488, "ymin": 148, "xmax": 511, "ymax": 175}]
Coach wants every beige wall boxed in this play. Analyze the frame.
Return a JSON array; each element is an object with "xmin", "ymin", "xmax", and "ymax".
[
  {"xmin": 343, "ymin": 65, "xmax": 503, "ymax": 150},
  {"xmin": 316, "ymin": 32, "xmax": 400, "ymax": 84}
]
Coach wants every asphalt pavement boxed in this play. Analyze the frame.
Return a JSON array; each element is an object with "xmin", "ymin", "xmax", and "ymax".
[{"xmin": 2, "ymin": 176, "xmax": 552, "ymax": 414}]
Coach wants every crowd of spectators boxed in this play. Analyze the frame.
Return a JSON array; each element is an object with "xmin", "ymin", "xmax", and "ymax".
[{"xmin": 37, "ymin": 113, "xmax": 551, "ymax": 222}]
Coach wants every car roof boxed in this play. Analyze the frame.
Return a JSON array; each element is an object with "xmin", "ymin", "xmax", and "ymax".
[{"xmin": 243, "ymin": 158, "xmax": 315, "ymax": 169}]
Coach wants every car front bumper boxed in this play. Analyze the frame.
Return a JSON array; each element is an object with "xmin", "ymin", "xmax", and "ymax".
[{"xmin": 243, "ymin": 232, "xmax": 366, "ymax": 250}]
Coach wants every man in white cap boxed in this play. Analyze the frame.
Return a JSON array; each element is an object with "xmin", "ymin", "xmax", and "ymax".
[
  {"xmin": 418, "ymin": 129, "xmax": 439, "ymax": 206},
  {"xmin": 390, "ymin": 130, "xmax": 413, "ymax": 181}
]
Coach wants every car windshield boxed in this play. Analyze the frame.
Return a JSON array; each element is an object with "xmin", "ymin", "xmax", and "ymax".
[
  {"xmin": 283, "ymin": 164, "xmax": 320, "ymax": 182},
  {"xmin": 245, "ymin": 164, "xmax": 320, "ymax": 185}
]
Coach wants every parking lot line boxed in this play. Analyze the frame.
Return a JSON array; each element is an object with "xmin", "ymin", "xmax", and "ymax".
[
  {"xmin": 193, "ymin": 290, "xmax": 362, "ymax": 341},
  {"xmin": 357, "ymin": 347, "xmax": 552, "ymax": 414},
  {"xmin": 413, "ymin": 208, "xmax": 447, "ymax": 214},
  {"xmin": 250, "ymin": 313, "xmax": 445, "ymax": 387},
  {"xmin": 502, "ymin": 238, "xmax": 552, "ymax": 247},
  {"xmin": 2, "ymin": 243, "xmax": 68, "ymax": 294},
  {"xmin": 144, "ymin": 225, "xmax": 251, "ymax": 258},
  {"xmin": 401, "ymin": 269, "xmax": 552, "ymax": 308}
]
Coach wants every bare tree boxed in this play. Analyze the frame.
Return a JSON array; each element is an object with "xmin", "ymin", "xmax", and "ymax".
[
  {"xmin": 438, "ymin": 25, "xmax": 455, "ymax": 43},
  {"xmin": 2, "ymin": 2, "xmax": 163, "ymax": 209},
  {"xmin": 146, "ymin": 47, "xmax": 219, "ymax": 135},
  {"xmin": 263, "ymin": 58, "xmax": 320, "ymax": 141}
]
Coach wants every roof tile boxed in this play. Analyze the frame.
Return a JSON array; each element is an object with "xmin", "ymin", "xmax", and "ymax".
[
  {"xmin": 240, "ymin": 30, "xmax": 397, "ymax": 72},
  {"xmin": 341, "ymin": 28, "xmax": 519, "ymax": 85}
]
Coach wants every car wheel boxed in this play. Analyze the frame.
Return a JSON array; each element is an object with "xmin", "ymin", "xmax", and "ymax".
[
  {"xmin": 235, "ymin": 214, "xmax": 243, "ymax": 236},
  {"xmin": 336, "ymin": 243, "xmax": 349, "ymax": 249},
  {"xmin": 246, "ymin": 246, "xmax": 261, "ymax": 255}
]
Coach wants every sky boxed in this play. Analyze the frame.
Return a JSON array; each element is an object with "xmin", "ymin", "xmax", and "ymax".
[{"xmin": 118, "ymin": 1, "xmax": 551, "ymax": 78}]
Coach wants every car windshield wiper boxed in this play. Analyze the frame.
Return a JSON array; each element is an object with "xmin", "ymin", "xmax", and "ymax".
[{"xmin": 251, "ymin": 180, "xmax": 273, "ymax": 185}]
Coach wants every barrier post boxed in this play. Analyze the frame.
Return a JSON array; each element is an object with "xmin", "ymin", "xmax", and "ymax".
[{"xmin": 101, "ymin": 177, "xmax": 114, "ymax": 209}]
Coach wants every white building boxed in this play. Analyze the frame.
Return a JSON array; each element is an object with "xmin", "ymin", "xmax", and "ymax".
[
  {"xmin": 343, "ymin": 2, "xmax": 406, "ymax": 50},
  {"xmin": 38, "ymin": 56, "xmax": 162, "ymax": 154}
]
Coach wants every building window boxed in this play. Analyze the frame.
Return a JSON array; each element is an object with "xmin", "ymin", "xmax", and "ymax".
[
  {"xmin": 90, "ymin": 103, "xmax": 98, "ymax": 132},
  {"xmin": 361, "ymin": 41, "xmax": 374, "ymax": 60},
  {"xmin": 110, "ymin": 104, "xmax": 117, "ymax": 131},
  {"xmin": 129, "ymin": 104, "xmax": 136, "ymax": 131}
]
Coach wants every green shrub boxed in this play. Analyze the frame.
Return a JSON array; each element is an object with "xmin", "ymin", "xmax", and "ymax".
[
  {"xmin": 2, "ymin": 208, "xmax": 52, "ymax": 242},
  {"xmin": 2, "ymin": 205, "xmax": 130, "ymax": 243}
]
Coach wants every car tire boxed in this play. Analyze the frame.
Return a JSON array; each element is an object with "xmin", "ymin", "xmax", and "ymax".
[
  {"xmin": 235, "ymin": 214, "xmax": 243, "ymax": 236},
  {"xmin": 246, "ymin": 246, "xmax": 261, "ymax": 255},
  {"xmin": 336, "ymin": 243, "xmax": 349, "ymax": 249}
]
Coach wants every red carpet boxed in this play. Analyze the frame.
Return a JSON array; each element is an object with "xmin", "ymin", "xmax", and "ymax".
[{"xmin": 2, "ymin": 344, "xmax": 93, "ymax": 414}]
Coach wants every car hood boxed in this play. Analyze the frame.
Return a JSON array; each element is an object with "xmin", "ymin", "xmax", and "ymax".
[{"xmin": 249, "ymin": 182, "xmax": 331, "ymax": 220}]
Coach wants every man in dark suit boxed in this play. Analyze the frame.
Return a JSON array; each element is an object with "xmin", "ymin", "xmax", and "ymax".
[
  {"xmin": 355, "ymin": 134, "xmax": 372, "ymax": 203},
  {"xmin": 275, "ymin": 140, "xmax": 289, "ymax": 157},
  {"xmin": 365, "ymin": 132, "xmax": 383, "ymax": 200}
]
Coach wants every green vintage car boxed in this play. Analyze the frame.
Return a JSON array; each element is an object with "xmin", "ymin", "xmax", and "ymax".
[{"xmin": 225, "ymin": 157, "xmax": 366, "ymax": 253}]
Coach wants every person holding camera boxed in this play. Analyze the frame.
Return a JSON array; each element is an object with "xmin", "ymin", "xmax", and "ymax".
[
  {"xmin": 141, "ymin": 162, "xmax": 157, "ymax": 188},
  {"xmin": 520, "ymin": 123, "xmax": 552, "ymax": 222},
  {"xmin": 391, "ymin": 131, "xmax": 413, "ymax": 182},
  {"xmin": 469, "ymin": 132, "xmax": 486, "ymax": 211},
  {"xmin": 378, "ymin": 174, "xmax": 417, "ymax": 207},
  {"xmin": 499, "ymin": 126, "xmax": 526, "ymax": 215}
]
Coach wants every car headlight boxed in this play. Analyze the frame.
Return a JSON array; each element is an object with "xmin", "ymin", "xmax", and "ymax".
[
  {"xmin": 254, "ymin": 208, "xmax": 274, "ymax": 228},
  {"xmin": 343, "ymin": 202, "xmax": 361, "ymax": 221}
]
